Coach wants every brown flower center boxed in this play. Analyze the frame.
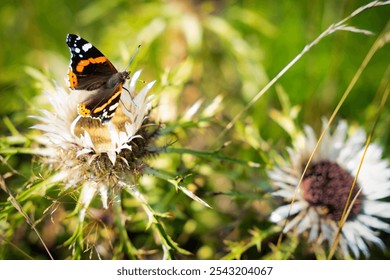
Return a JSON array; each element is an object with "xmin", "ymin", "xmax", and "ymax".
[{"xmin": 301, "ymin": 160, "xmax": 363, "ymax": 221}]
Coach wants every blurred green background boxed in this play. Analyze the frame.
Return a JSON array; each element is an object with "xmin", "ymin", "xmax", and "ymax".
[{"xmin": 0, "ymin": 0, "xmax": 389, "ymax": 259}]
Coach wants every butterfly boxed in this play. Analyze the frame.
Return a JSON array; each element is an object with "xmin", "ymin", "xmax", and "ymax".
[{"xmin": 66, "ymin": 34, "xmax": 130, "ymax": 123}]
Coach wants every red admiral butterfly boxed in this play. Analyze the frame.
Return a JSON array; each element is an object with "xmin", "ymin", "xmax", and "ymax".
[{"xmin": 66, "ymin": 34, "xmax": 130, "ymax": 123}]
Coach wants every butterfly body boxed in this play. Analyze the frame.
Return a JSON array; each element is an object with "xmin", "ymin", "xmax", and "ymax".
[{"xmin": 66, "ymin": 34, "xmax": 129, "ymax": 123}]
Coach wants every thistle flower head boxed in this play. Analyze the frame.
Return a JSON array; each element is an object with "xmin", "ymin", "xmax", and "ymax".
[
  {"xmin": 268, "ymin": 119, "xmax": 390, "ymax": 258},
  {"xmin": 33, "ymin": 70, "xmax": 159, "ymax": 218}
]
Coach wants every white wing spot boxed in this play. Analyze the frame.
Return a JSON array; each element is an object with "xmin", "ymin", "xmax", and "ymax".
[
  {"xmin": 82, "ymin": 43, "xmax": 93, "ymax": 52},
  {"xmin": 109, "ymin": 103, "xmax": 119, "ymax": 112}
]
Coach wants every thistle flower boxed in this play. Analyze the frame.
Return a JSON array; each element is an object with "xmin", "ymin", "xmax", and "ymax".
[
  {"xmin": 32, "ymin": 70, "xmax": 158, "ymax": 221},
  {"xmin": 268, "ymin": 119, "xmax": 390, "ymax": 258}
]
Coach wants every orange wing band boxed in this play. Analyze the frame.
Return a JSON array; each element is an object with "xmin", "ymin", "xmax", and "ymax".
[
  {"xmin": 92, "ymin": 85, "xmax": 122, "ymax": 114},
  {"xmin": 76, "ymin": 56, "xmax": 107, "ymax": 73},
  {"xmin": 78, "ymin": 104, "xmax": 91, "ymax": 117},
  {"xmin": 68, "ymin": 68, "xmax": 78, "ymax": 89}
]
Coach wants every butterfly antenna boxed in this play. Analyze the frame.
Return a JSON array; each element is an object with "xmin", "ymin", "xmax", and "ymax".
[
  {"xmin": 124, "ymin": 43, "xmax": 147, "ymax": 87},
  {"xmin": 121, "ymin": 43, "xmax": 146, "ymax": 110},
  {"xmin": 125, "ymin": 44, "xmax": 141, "ymax": 71}
]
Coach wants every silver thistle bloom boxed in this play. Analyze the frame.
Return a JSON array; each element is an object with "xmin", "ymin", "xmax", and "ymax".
[
  {"xmin": 33, "ymin": 70, "xmax": 158, "ymax": 221},
  {"xmin": 268, "ymin": 119, "xmax": 390, "ymax": 258}
]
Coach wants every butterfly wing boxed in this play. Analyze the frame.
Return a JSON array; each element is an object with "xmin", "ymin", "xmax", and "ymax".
[
  {"xmin": 66, "ymin": 34, "xmax": 128, "ymax": 123},
  {"xmin": 78, "ymin": 81, "xmax": 124, "ymax": 123},
  {"xmin": 66, "ymin": 34, "xmax": 118, "ymax": 90}
]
